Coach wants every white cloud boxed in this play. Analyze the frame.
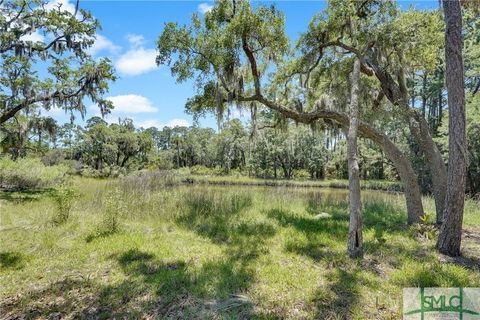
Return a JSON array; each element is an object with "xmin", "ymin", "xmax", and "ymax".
[
  {"xmin": 106, "ymin": 94, "xmax": 158, "ymax": 113},
  {"xmin": 198, "ymin": 3, "xmax": 213, "ymax": 14},
  {"xmin": 115, "ymin": 47, "xmax": 157, "ymax": 76},
  {"xmin": 88, "ymin": 34, "xmax": 120, "ymax": 56},
  {"xmin": 126, "ymin": 33, "xmax": 145, "ymax": 47},
  {"xmin": 20, "ymin": 30, "xmax": 45, "ymax": 42},
  {"xmin": 45, "ymin": 0, "xmax": 76, "ymax": 14},
  {"xmin": 91, "ymin": 94, "xmax": 158, "ymax": 115},
  {"xmin": 137, "ymin": 118, "xmax": 190, "ymax": 129}
]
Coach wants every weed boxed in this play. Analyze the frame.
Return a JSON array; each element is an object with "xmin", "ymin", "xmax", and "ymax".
[
  {"xmin": 52, "ymin": 185, "xmax": 77, "ymax": 224},
  {"xmin": 410, "ymin": 212, "xmax": 438, "ymax": 241},
  {"xmin": 102, "ymin": 188, "xmax": 126, "ymax": 233}
]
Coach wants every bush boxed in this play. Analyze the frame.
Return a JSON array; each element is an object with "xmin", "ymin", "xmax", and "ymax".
[
  {"xmin": 0, "ymin": 157, "xmax": 68, "ymax": 190},
  {"xmin": 146, "ymin": 150, "xmax": 174, "ymax": 170},
  {"xmin": 52, "ymin": 185, "xmax": 77, "ymax": 224},
  {"xmin": 41, "ymin": 149, "xmax": 66, "ymax": 166},
  {"xmin": 293, "ymin": 169, "xmax": 310, "ymax": 179},
  {"xmin": 100, "ymin": 188, "xmax": 126, "ymax": 234}
]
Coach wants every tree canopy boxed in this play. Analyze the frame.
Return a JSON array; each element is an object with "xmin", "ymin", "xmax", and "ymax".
[{"xmin": 0, "ymin": 0, "xmax": 116, "ymax": 124}]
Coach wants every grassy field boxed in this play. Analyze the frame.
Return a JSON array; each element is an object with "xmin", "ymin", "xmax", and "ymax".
[{"xmin": 1, "ymin": 175, "xmax": 480, "ymax": 319}]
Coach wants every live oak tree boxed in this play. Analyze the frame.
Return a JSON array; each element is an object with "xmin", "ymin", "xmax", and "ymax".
[
  {"xmin": 78, "ymin": 118, "xmax": 153, "ymax": 170},
  {"xmin": 157, "ymin": 0, "xmax": 425, "ymax": 225},
  {"xmin": 0, "ymin": 0, "xmax": 115, "ymax": 125}
]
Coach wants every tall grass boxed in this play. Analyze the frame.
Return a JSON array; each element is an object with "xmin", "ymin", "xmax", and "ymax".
[
  {"xmin": 1, "ymin": 178, "xmax": 479, "ymax": 319},
  {"xmin": 176, "ymin": 189, "xmax": 253, "ymax": 243},
  {"xmin": 0, "ymin": 157, "xmax": 68, "ymax": 190}
]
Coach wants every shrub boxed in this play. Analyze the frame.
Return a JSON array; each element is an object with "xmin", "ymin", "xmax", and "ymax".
[
  {"xmin": 410, "ymin": 212, "xmax": 437, "ymax": 240},
  {"xmin": 79, "ymin": 166, "xmax": 126, "ymax": 178},
  {"xmin": 41, "ymin": 149, "xmax": 66, "ymax": 166},
  {"xmin": 0, "ymin": 157, "xmax": 68, "ymax": 190},
  {"xmin": 52, "ymin": 185, "xmax": 77, "ymax": 224},
  {"xmin": 293, "ymin": 169, "xmax": 310, "ymax": 179},
  {"xmin": 146, "ymin": 150, "xmax": 174, "ymax": 170},
  {"xmin": 190, "ymin": 165, "xmax": 212, "ymax": 175},
  {"xmin": 190, "ymin": 165, "xmax": 224, "ymax": 176},
  {"xmin": 100, "ymin": 188, "xmax": 127, "ymax": 234}
]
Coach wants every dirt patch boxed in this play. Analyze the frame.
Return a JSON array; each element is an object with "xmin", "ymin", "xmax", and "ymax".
[{"xmin": 463, "ymin": 228, "xmax": 480, "ymax": 245}]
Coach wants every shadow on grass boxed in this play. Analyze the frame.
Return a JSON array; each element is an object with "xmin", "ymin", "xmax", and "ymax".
[
  {"xmin": 174, "ymin": 190, "xmax": 255, "ymax": 244},
  {"xmin": 0, "ymin": 251, "xmax": 24, "ymax": 270},
  {"xmin": 0, "ymin": 278, "xmax": 98, "ymax": 319},
  {"xmin": 101, "ymin": 248, "xmax": 256, "ymax": 318},
  {"xmin": 85, "ymin": 229, "xmax": 118, "ymax": 243},
  {"xmin": 1, "ymin": 190, "xmax": 277, "ymax": 318},
  {"xmin": 0, "ymin": 248, "xmax": 256, "ymax": 319},
  {"xmin": 268, "ymin": 207, "xmax": 348, "ymax": 240},
  {"xmin": 174, "ymin": 189, "xmax": 277, "ymax": 262},
  {"xmin": 313, "ymin": 268, "xmax": 362, "ymax": 319},
  {"xmin": 0, "ymin": 188, "xmax": 55, "ymax": 203}
]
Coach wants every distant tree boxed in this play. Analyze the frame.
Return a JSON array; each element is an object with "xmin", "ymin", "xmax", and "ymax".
[
  {"xmin": 30, "ymin": 116, "xmax": 58, "ymax": 150},
  {"xmin": 86, "ymin": 116, "xmax": 107, "ymax": 129}
]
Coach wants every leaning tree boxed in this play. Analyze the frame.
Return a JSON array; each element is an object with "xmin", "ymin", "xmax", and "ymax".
[
  {"xmin": 157, "ymin": 0, "xmax": 426, "ymax": 225},
  {"xmin": 0, "ymin": 0, "xmax": 116, "ymax": 125}
]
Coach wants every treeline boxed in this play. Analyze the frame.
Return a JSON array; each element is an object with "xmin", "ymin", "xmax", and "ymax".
[
  {"xmin": 0, "ymin": 114, "xmax": 392, "ymax": 180},
  {"xmin": 2, "ymin": 105, "xmax": 480, "ymax": 197}
]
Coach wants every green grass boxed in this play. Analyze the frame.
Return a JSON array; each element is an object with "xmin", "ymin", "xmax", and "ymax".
[{"xmin": 1, "ymin": 176, "xmax": 479, "ymax": 319}]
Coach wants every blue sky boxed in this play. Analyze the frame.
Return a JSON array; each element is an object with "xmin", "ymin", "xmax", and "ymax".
[{"xmin": 44, "ymin": 0, "xmax": 438, "ymax": 130}]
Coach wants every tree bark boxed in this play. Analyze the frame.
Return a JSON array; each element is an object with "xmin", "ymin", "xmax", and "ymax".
[
  {"xmin": 363, "ymin": 55, "xmax": 448, "ymax": 223},
  {"xmin": 347, "ymin": 58, "xmax": 363, "ymax": 258},
  {"xmin": 410, "ymin": 111, "xmax": 447, "ymax": 224},
  {"xmin": 437, "ymin": 0, "xmax": 467, "ymax": 257}
]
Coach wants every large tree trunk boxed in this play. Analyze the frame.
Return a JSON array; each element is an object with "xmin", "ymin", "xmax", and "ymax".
[
  {"xmin": 347, "ymin": 58, "xmax": 363, "ymax": 258},
  {"xmin": 410, "ymin": 111, "xmax": 447, "ymax": 224},
  {"xmin": 437, "ymin": 0, "xmax": 467, "ymax": 257},
  {"xmin": 358, "ymin": 121, "xmax": 424, "ymax": 224},
  {"xmin": 364, "ymin": 56, "xmax": 448, "ymax": 222},
  {"xmin": 375, "ymin": 130, "xmax": 424, "ymax": 224}
]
